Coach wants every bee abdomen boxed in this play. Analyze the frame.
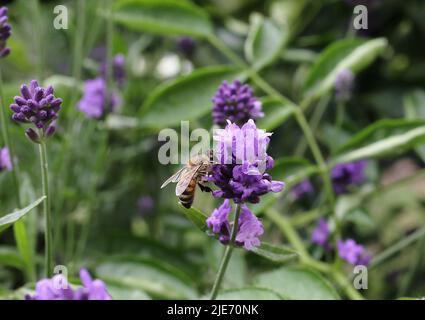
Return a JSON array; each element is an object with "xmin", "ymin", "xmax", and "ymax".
[{"xmin": 179, "ymin": 180, "xmax": 196, "ymax": 208}]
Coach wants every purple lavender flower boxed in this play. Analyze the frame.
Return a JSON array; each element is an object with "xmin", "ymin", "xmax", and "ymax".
[
  {"xmin": 337, "ymin": 239, "xmax": 371, "ymax": 266},
  {"xmin": 311, "ymin": 218, "xmax": 330, "ymax": 247},
  {"xmin": 99, "ymin": 54, "xmax": 126, "ymax": 88},
  {"xmin": 292, "ymin": 179, "xmax": 314, "ymax": 200},
  {"xmin": 206, "ymin": 200, "xmax": 264, "ymax": 251},
  {"xmin": 334, "ymin": 69, "xmax": 354, "ymax": 102},
  {"xmin": 0, "ymin": 147, "xmax": 12, "ymax": 171},
  {"xmin": 212, "ymin": 81, "xmax": 264, "ymax": 127},
  {"xmin": 177, "ymin": 36, "xmax": 196, "ymax": 58},
  {"xmin": 26, "ymin": 268, "xmax": 112, "ymax": 300},
  {"xmin": 0, "ymin": 7, "xmax": 11, "ymax": 58},
  {"xmin": 77, "ymin": 77, "xmax": 121, "ymax": 119},
  {"xmin": 331, "ymin": 160, "xmax": 367, "ymax": 195},
  {"xmin": 210, "ymin": 119, "xmax": 284, "ymax": 204},
  {"xmin": 137, "ymin": 195, "xmax": 154, "ymax": 217},
  {"xmin": 10, "ymin": 80, "xmax": 62, "ymax": 139}
]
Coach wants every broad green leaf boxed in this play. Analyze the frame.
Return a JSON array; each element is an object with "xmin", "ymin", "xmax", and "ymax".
[
  {"xmin": 113, "ymin": 0, "xmax": 212, "ymax": 38},
  {"xmin": 0, "ymin": 197, "xmax": 45, "ymax": 234},
  {"xmin": 140, "ymin": 65, "xmax": 241, "ymax": 128},
  {"xmin": 303, "ymin": 38, "xmax": 387, "ymax": 99},
  {"xmin": 404, "ymin": 90, "xmax": 425, "ymax": 161},
  {"xmin": 96, "ymin": 261, "xmax": 197, "ymax": 299},
  {"xmin": 217, "ymin": 287, "xmax": 282, "ymax": 300},
  {"xmin": 256, "ymin": 98, "xmax": 295, "ymax": 131},
  {"xmin": 254, "ymin": 266, "xmax": 340, "ymax": 300},
  {"xmin": 244, "ymin": 13, "xmax": 288, "ymax": 70},
  {"xmin": 107, "ymin": 285, "xmax": 151, "ymax": 300},
  {"xmin": 0, "ymin": 246, "xmax": 25, "ymax": 270},
  {"xmin": 251, "ymin": 242, "xmax": 298, "ymax": 263},
  {"xmin": 336, "ymin": 119, "xmax": 425, "ymax": 154},
  {"xmin": 333, "ymin": 126, "xmax": 425, "ymax": 165},
  {"xmin": 178, "ymin": 204, "xmax": 208, "ymax": 231}
]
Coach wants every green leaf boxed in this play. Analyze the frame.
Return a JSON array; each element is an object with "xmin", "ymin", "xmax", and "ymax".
[
  {"xmin": 303, "ymin": 38, "xmax": 387, "ymax": 99},
  {"xmin": 0, "ymin": 246, "xmax": 25, "ymax": 270},
  {"xmin": 96, "ymin": 260, "xmax": 197, "ymax": 299},
  {"xmin": 336, "ymin": 119, "xmax": 425, "ymax": 154},
  {"xmin": 178, "ymin": 204, "xmax": 208, "ymax": 232},
  {"xmin": 254, "ymin": 266, "xmax": 340, "ymax": 300},
  {"xmin": 244, "ymin": 13, "xmax": 288, "ymax": 70},
  {"xmin": 256, "ymin": 98, "xmax": 295, "ymax": 131},
  {"xmin": 107, "ymin": 285, "xmax": 151, "ymax": 300},
  {"xmin": 333, "ymin": 126, "xmax": 425, "ymax": 164},
  {"xmin": 217, "ymin": 287, "xmax": 283, "ymax": 300},
  {"xmin": 113, "ymin": 0, "xmax": 212, "ymax": 38},
  {"xmin": 251, "ymin": 242, "xmax": 298, "ymax": 263},
  {"xmin": 140, "ymin": 65, "xmax": 241, "ymax": 128},
  {"xmin": 404, "ymin": 90, "xmax": 425, "ymax": 161},
  {"xmin": 0, "ymin": 197, "xmax": 45, "ymax": 234}
]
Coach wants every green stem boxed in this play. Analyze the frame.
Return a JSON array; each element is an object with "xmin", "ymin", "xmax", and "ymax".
[
  {"xmin": 336, "ymin": 101, "xmax": 345, "ymax": 128},
  {"xmin": 105, "ymin": 0, "xmax": 114, "ymax": 112},
  {"xmin": 39, "ymin": 140, "xmax": 53, "ymax": 277},
  {"xmin": 210, "ymin": 203, "xmax": 241, "ymax": 300},
  {"xmin": 332, "ymin": 270, "xmax": 364, "ymax": 300}
]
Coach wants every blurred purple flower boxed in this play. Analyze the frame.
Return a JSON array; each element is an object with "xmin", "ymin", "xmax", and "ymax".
[
  {"xmin": 212, "ymin": 80, "xmax": 264, "ymax": 127},
  {"xmin": 10, "ymin": 80, "xmax": 62, "ymax": 139},
  {"xmin": 311, "ymin": 218, "xmax": 330, "ymax": 247},
  {"xmin": 99, "ymin": 54, "xmax": 126, "ymax": 88},
  {"xmin": 337, "ymin": 239, "xmax": 371, "ymax": 265},
  {"xmin": 137, "ymin": 195, "xmax": 154, "ymax": 217},
  {"xmin": 26, "ymin": 269, "xmax": 111, "ymax": 300},
  {"xmin": 335, "ymin": 69, "xmax": 355, "ymax": 102},
  {"xmin": 77, "ymin": 77, "xmax": 121, "ymax": 119},
  {"xmin": 331, "ymin": 160, "xmax": 367, "ymax": 195},
  {"xmin": 206, "ymin": 200, "xmax": 263, "ymax": 251},
  {"xmin": 177, "ymin": 36, "xmax": 196, "ymax": 58},
  {"xmin": 292, "ymin": 179, "xmax": 314, "ymax": 199},
  {"xmin": 0, "ymin": 6, "xmax": 11, "ymax": 58},
  {"xmin": 210, "ymin": 119, "xmax": 284, "ymax": 204},
  {"xmin": 0, "ymin": 147, "xmax": 12, "ymax": 171}
]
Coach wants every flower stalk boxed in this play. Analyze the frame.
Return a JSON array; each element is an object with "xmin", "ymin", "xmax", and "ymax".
[
  {"xmin": 38, "ymin": 138, "xmax": 53, "ymax": 277},
  {"xmin": 209, "ymin": 203, "xmax": 241, "ymax": 300}
]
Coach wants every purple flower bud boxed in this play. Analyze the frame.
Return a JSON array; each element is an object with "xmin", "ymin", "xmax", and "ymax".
[
  {"xmin": 14, "ymin": 96, "xmax": 27, "ymax": 106},
  {"xmin": 25, "ymin": 128, "xmax": 41, "ymax": 144},
  {"xmin": 311, "ymin": 218, "xmax": 330, "ymax": 247},
  {"xmin": 177, "ymin": 36, "xmax": 196, "ymax": 58},
  {"xmin": 137, "ymin": 196, "xmax": 154, "ymax": 217},
  {"xmin": 335, "ymin": 69, "xmax": 355, "ymax": 102},
  {"xmin": 292, "ymin": 179, "xmax": 314, "ymax": 200},
  {"xmin": 0, "ymin": 6, "xmax": 11, "ymax": 59},
  {"xmin": 45, "ymin": 124, "xmax": 56, "ymax": 138},
  {"xmin": 10, "ymin": 104, "xmax": 21, "ymax": 113}
]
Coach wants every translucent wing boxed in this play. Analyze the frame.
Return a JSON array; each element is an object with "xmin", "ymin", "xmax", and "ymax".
[
  {"xmin": 175, "ymin": 165, "xmax": 200, "ymax": 196},
  {"xmin": 161, "ymin": 167, "xmax": 187, "ymax": 189}
]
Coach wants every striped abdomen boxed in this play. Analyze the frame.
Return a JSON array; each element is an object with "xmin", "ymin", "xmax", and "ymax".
[{"xmin": 179, "ymin": 178, "xmax": 197, "ymax": 208}]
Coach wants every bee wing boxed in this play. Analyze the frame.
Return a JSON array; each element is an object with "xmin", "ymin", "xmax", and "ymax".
[
  {"xmin": 161, "ymin": 167, "xmax": 187, "ymax": 189},
  {"xmin": 175, "ymin": 165, "xmax": 200, "ymax": 196}
]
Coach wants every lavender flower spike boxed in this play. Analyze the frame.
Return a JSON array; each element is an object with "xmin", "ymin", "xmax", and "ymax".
[
  {"xmin": 311, "ymin": 218, "xmax": 330, "ymax": 247},
  {"xmin": 207, "ymin": 200, "xmax": 264, "ymax": 251},
  {"xmin": 0, "ymin": 7, "xmax": 12, "ymax": 58},
  {"xmin": 335, "ymin": 69, "xmax": 354, "ymax": 102},
  {"xmin": 210, "ymin": 119, "xmax": 284, "ymax": 204},
  {"xmin": 337, "ymin": 239, "xmax": 372, "ymax": 266},
  {"xmin": 331, "ymin": 160, "xmax": 367, "ymax": 195},
  {"xmin": 0, "ymin": 147, "xmax": 12, "ymax": 171},
  {"xmin": 26, "ymin": 268, "xmax": 112, "ymax": 300},
  {"xmin": 10, "ymin": 80, "xmax": 62, "ymax": 138},
  {"xmin": 212, "ymin": 80, "xmax": 264, "ymax": 127},
  {"xmin": 77, "ymin": 77, "xmax": 121, "ymax": 119}
]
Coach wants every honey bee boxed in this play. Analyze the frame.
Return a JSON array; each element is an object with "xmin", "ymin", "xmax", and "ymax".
[{"xmin": 161, "ymin": 152, "xmax": 213, "ymax": 208}]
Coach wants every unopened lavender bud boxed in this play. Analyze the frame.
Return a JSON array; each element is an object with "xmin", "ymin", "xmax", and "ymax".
[
  {"xmin": 25, "ymin": 128, "xmax": 40, "ymax": 144},
  {"xmin": 45, "ymin": 124, "xmax": 56, "ymax": 138}
]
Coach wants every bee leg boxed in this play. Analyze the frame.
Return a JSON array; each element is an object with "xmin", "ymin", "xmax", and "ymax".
[{"xmin": 198, "ymin": 182, "xmax": 212, "ymax": 193}]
